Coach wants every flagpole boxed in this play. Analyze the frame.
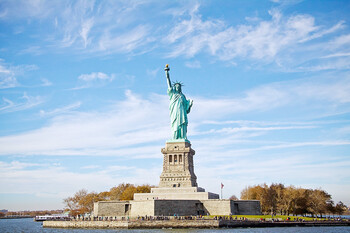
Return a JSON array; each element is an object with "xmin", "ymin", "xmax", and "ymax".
[{"xmin": 220, "ymin": 183, "xmax": 224, "ymax": 199}]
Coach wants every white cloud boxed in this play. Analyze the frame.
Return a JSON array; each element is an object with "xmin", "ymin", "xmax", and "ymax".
[
  {"xmin": 2, "ymin": 1, "xmax": 347, "ymax": 70},
  {"xmin": 80, "ymin": 18, "xmax": 94, "ymax": 48},
  {"xmin": 329, "ymin": 34, "xmax": 350, "ymax": 49},
  {"xmin": 321, "ymin": 52, "xmax": 350, "ymax": 59},
  {"xmin": 299, "ymin": 20, "xmax": 345, "ymax": 43},
  {"xmin": 47, "ymin": 1, "xmax": 153, "ymax": 54},
  {"xmin": 73, "ymin": 72, "xmax": 115, "ymax": 89},
  {"xmin": 97, "ymin": 24, "xmax": 153, "ymax": 54},
  {"xmin": 163, "ymin": 5, "xmax": 345, "ymax": 73},
  {"xmin": 0, "ymin": 60, "xmax": 18, "ymax": 88},
  {"xmin": 40, "ymin": 102, "xmax": 81, "ymax": 117},
  {"xmin": 0, "ymin": 0, "xmax": 56, "ymax": 20},
  {"xmin": 0, "ymin": 59, "xmax": 38, "ymax": 89},
  {"xmin": 0, "ymin": 93, "xmax": 44, "ymax": 113},
  {"xmin": 0, "ymin": 160, "xmax": 160, "ymax": 209},
  {"xmin": 78, "ymin": 72, "xmax": 114, "ymax": 82},
  {"xmin": 1, "ymin": 71, "xmax": 350, "ymax": 156},
  {"xmin": 0, "ymin": 79, "xmax": 349, "ymax": 206},
  {"xmin": 0, "ymin": 90, "xmax": 169, "ymax": 156}
]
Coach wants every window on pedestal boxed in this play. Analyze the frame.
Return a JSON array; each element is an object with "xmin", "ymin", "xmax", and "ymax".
[
  {"xmin": 169, "ymin": 155, "xmax": 172, "ymax": 163},
  {"xmin": 174, "ymin": 155, "xmax": 177, "ymax": 162},
  {"xmin": 179, "ymin": 155, "xmax": 182, "ymax": 163}
]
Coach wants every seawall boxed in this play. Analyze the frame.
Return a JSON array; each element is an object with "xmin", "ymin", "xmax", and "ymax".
[
  {"xmin": 43, "ymin": 220, "xmax": 350, "ymax": 229},
  {"xmin": 43, "ymin": 220, "xmax": 219, "ymax": 229}
]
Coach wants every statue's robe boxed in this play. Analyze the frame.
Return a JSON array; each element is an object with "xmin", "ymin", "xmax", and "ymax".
[{"xmin": 168, "ymin": 87, "xmax": 192, "ymax": 140}]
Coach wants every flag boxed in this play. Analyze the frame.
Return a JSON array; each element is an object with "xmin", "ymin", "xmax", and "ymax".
[{"xmin": 221, "ymin": 183, "xmax": 224, "ymax": 189}]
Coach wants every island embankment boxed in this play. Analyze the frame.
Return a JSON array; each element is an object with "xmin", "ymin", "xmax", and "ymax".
[
  {"xmin": 43, "ymin": 219, "xmax": 218, "ymax": 229},
  {"xmin": 43, "ymin": 219, "xmax": 350, "ymax": 229}
]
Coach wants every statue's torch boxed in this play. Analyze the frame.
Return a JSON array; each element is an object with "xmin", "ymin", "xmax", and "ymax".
[
  {"xmin": 164, "ymin": 64, "xmax": 170, "ymax": 76},
  {"xmin": 164, "ymin": 64, "xmax": 170, "ymax": 71}
]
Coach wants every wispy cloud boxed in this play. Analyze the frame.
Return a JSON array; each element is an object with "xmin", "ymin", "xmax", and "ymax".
[
  {"xmin": 73, "ymin": 72, "xmax": 115, "ymax": 89},
  {"xmin": 78, "ymin": 72, "xmax": 114, "ymax": 82},
  {"xmin": 0, "ymin": 59, "xmax": 38, "ymax": 89},
  {"xmin": 0, "ymin": 90, "xmax": 169, "ymax": 156},
  {"xmin": 0, "ymin": 93, "xmax": 44, "ymax": 113},
  {"xmin": 2, "ymin": 70, "xmax": 350, "ymax": 156},
  {"xmin": 0, "ymin": 63, "xmax": 17, "ymax": 88},
  {"xmin": 1, "ymin": 1, "xmax": 347, "ymax": 71},
  {"xmin": 163, "ymin": 5, "xmax": 346, "ymax": 74},
  {"xmin": 328, "ymin": 34, "xmax": 350, "ymax": 49},
  {"xmin": 321, "ymin": 52, "xmax": 350, "ymax": 59},
  {"xmin": 40, "ymin": 102, "xmax": 81, "ymax": 117},
  {"xmin": 0, "ymin": 159, "xmax": 161, "ymax": 209}
]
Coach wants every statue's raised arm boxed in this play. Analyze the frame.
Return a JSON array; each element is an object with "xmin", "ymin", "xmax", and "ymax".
[
  {"xmin": 164, "ymin": 64, "xmax": 193, "ymax": 142},
  {"xmin": 165, "ymin": 64, "xmax": 171, "ymax": 89}
]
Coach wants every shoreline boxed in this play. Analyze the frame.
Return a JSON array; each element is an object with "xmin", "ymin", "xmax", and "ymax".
[{"xmin": 43, "ymin": 219, "xmax": 350, "ymax": 229}]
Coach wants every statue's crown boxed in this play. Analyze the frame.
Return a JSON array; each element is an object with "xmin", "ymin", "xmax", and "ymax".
[{"xmin": 173, "ymin": 81, "xmax": 183, "ymax": 86}]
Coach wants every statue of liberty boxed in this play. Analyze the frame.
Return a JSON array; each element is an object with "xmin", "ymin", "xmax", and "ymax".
[{"xmin": 164, "ymin": 64, "xmax": 193, "ymax": 141}]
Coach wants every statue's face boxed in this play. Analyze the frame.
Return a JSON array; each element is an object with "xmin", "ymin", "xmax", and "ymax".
[{"xmin": 174, "ymin": 84, "xmax": 182, "ymax": 93}]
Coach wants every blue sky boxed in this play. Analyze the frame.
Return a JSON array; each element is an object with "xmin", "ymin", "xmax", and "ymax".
[{"xmin": 0, "ymin": 0, "xmax": 350, "ymax": 211}]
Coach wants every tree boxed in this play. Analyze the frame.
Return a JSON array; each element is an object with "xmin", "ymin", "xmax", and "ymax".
[
  {"xmin": 326, "ymin": 200, "xmax": 335, "ymax": 216},
  {"xmin": 280, "ymin": 186, "xmax": 297, "ymax": 215},
  {"xmin": 335, "ymin": 201, "xmax": 346, "ymax": 216},
  {"xmin": 307, "ymin": 189, "xmax": 332, "ymax": 217},
  {"xmin": 271, "ymin": 183, "xmax": 285, "ymax": 215},
  {"xmin": 109, "ymin": 183, "xmax": 133, "ymax": 200},
  {"xmin": 119, "ymin": 185, "xmax": 137, "ymax": 200},
  {"xmin": 78, "ymin": 192, "xmax": 102, "ymax": 214},
  {"xmin": 98, "ymin": 191, "xmax": 110, "ymax": 200},
  {"xmin": 63, "ymin": 189, "xmax": 106, "ymax": 216},
  {"xmin": 229, "ymin": 195, "xmax": 239, "ymax": 200},
  {"xmin": 135, "ymin": 184, "xmax": 153, "ymax": 193},
  {"xmin": 63, "ymin": 189, "xmax": 89, "ymax": 216}
]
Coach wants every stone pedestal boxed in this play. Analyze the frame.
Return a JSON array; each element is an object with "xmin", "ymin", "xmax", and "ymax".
[
  {"xmin": 133, "ymin": 141, "xmax": 220, "ymax": 201},
  {"xmin": 159, "ymin": 141, "xmax": 197, "ymax": 188}
]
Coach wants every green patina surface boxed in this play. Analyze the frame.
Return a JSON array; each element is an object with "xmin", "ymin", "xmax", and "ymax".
[{"xmin": 165, "ymin": 65, "xmax": 193, "ymax": 142}]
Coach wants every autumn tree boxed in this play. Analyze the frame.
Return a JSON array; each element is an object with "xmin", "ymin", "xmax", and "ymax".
[
  {"xmin": 335, "ymin": 201, "xmax": 347, "ymax": 216},
  {"xmin": 279, "ymin": 185, "xmax": 297, "ymax": 215},
  {"xmin": 119, "ymin": 185, "xmax": 137, "ymax": 200},
  {"xmin": 98, "ymin": 191, "xmax": 110, "ymax": 200},
  {"xmin": 64, "ymin": 189, "xmax": 89, "ymax": 216},
  {"xmin": 307, "ymin": 189, "xmax": 332, "ymax": 217},
  {"xmin": 78, "ymin": 192, "xmax": 105, "ymax": 214},
  {"xmin": 64, "ymin": 183, "xmax": 155, "ymax": 215},
  {"xmin": 292, "ymin": 188, "xmax": 309, "ymax": 216},
  {"xmin": 119, "ymin": 184, "xmax": 154, "ymax": 200},
  {"xmin": 240, "ymin": 183, "xmax": 338, "ymax": 217},
  {"xmin": 109, "ymin": 183, "xmax": 133, "ymax": 200},
  {"xmin": 135, "ymin": 184, "xmax": 153, "ymax": 193}
]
